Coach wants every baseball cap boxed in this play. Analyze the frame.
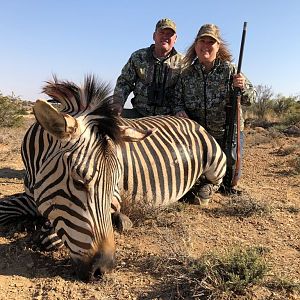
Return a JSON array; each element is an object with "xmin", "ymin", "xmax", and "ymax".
[
  {"xmin": 155, "ymin": 18, "xmax": 176, "ymax": 33},
  {"xmin": 197, "ymin": 24, "xmax": 220, "ymax": 43}
]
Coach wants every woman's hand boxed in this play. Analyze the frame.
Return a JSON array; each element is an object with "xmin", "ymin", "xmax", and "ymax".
[{"xmin": 233, "ymin": 73, "xmax": 246, "ymax": 90}]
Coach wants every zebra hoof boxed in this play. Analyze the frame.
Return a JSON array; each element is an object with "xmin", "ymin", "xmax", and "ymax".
[
  {"xmin": 193, "ymin": 196, "xmax": 210, "ymax": 206},
  {"xmin": 112, "ymin": 212, "xmax": 133, "ymax": 232},
  {"xmin": 198, "ymin": 183, "xmax": 214, "ymax": 199}
]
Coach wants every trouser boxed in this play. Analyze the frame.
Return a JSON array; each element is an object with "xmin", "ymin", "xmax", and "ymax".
[{"xmin": 216, "ymin": 131, "xmax": 245, "ymax": 181}]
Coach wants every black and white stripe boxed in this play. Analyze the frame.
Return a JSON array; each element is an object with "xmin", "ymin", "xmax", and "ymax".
[{"xmin": 118, "ymin": 116, "xmax": 226, "ymax": 206}]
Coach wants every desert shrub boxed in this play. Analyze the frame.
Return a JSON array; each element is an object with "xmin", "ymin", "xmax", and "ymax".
[
  {"xmin": 194, "ymin": 246, "xmax": 269, "ymax": 297},
  {"xmin": 246, "ymin": 86, "xmax": 300, "ymax": 127},
  {"xmin": 225, "ymin": 194, "xmax": 272, "ymax": 217},
  {"xmin": 141, "ymin": 245, "xmax": 269, "ymax": 299},
  {"xmin": 282, "ymin": 111, "xmax": 300, "ymax": 126},
  {"xmin": 207, "ymin": 193, "xmax": 273, "ymax": 218},
  {"xmin": 0, "ymin": 93, "xmax": 26, "ymax": 127},
  {"xmin": 177, "ymin": 246, "xmax": 268, "ymax": 299},
  {"xmin": 271, "ymin": 95, "xmax": 300, "ymax": 125},
  {"xmin": 250, "ymin": 85, "xmax": 274, "ymax": 120},
  {"xmin": 272, "ymin": 96, "xmax": 296, "ymax": 116}
]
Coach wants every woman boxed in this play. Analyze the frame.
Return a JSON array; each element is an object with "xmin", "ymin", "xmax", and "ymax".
[{"xmin": 174, "ymin": 24, "xmax": 256, "ymax": 193}]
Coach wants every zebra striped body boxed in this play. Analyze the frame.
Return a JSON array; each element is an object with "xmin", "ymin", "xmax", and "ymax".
[
  {"xmin": 0, "ymin": 76, "xmax": 226, "ymax": 281},
  {"xmin": 118, "ymin": 116, "xmax": 225, "ymax": 206}
]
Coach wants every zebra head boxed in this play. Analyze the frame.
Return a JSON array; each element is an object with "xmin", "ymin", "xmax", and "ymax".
[{"xmin": 32, "ymin": 76, "xmax": 152, "ymax": 281}]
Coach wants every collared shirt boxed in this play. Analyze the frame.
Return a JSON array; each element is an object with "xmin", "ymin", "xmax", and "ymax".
[{"xmin": 174, "ymin": 59, "xmax": 256, "ymax": 140}]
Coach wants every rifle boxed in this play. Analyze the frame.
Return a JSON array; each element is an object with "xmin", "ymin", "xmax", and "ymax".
[{"xmin": 223, "ymin": 22, "xmax": 247, "ymax": 190}]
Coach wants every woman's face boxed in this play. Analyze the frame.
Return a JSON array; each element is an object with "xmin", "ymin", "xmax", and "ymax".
[{"xmin": 195, "ymin": 36, "xmax": 220, "ymax": 64}]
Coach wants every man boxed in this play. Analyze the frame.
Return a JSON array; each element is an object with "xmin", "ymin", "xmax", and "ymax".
[{"xmin": 113, "ymin": 18, "xmax": 184, "ymax": 118}]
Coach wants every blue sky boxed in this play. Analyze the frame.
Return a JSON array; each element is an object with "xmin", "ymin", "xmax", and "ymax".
[{"xmin": 1, "ymin": 1, "xmax": 300, "ymax": 105}]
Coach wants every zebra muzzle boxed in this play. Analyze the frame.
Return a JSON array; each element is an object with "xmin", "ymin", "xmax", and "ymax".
[
  {"xmin": 75, "ymin": 234, "xmax": 116, "ymax": 281},
  {"xmin": 76, "ymin": 251, "xmax": 116, "ymax": 282}
]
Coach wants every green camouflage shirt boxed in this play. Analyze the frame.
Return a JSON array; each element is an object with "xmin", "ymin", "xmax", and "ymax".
[
  {"xmin": 113, "ymin": 44, "xmax": 184, "ymax": 116},
  {"xmin": 174, "ymin": 59, "xmax": 256, "ymax": 140}
]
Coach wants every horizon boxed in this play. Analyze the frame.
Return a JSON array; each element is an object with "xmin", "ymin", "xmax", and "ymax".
[{"xmin": 1, "ymin": 1, "xmax": 300, "ymax": 103}]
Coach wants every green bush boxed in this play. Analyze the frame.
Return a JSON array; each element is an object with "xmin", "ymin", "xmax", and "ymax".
[
  {"xmin": 247, "ymin": 86, "xmax": 300, "ymax": 127},
  {"xmin": 282, "ymin": 112, "xmax": 300, "ymax": 125},
  {"xmin": 0, "ymin": 94, "xmax": 25, "ymax": 127},
  {"xmin": 194, "ymin": 246, "xmax": 269, "ymax": 297},
  {"xmin": 272, "ymin": 96, "xmax": 295, "ymax": 116},
  {"xmin": 282, "ymin": 100, "xmax": 300, "ymax": 125},
  {"xmin": 271, "ymin": 95, "xmax": 300, "ymax": 125}
]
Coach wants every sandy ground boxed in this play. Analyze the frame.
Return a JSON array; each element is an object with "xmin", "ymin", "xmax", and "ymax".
[{"xmin": 0, "ymin": 116, "xmax": 299, "ymax": 300}]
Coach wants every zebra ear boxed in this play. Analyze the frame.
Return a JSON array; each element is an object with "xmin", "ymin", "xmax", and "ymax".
[
  {"xmin": 119, "ymin": 125, "xmax": 156, "ymax": 142},
  {"xmin": 33, "ymin": 99, "xmax": 80, "ymax": 139}
]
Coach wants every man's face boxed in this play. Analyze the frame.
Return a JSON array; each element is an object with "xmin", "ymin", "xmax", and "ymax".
[{"xmin": 153, "ymin": 28, "xmax": 177, "ymax": 54}]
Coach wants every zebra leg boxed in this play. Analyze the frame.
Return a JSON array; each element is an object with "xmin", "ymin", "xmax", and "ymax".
[
  {"xmin": 192, "ymin": 176, "xmax": 221, "ymax": 205},
  {"xmin": 112, "ymin": 211, "xmax": 133, "ymax": 232},
  {"xmin": 33, "ymin": 219, "xmax": 64, "ymax": 251},
  {"xmin": 0, "ymin": 193, "xmax": 38, "ymax": 225},
  {"xmin": 111, "ymin": 195, "xmax": 133, "ymax": 232},
  {"xmin": 196, "ymin": 182, "xmax": 220, "ymax": 205}
]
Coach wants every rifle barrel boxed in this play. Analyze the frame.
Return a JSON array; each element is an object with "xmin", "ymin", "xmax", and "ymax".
[{"xmin": 237, "ymin": 22, "xmax": 247, "ymax": 73}]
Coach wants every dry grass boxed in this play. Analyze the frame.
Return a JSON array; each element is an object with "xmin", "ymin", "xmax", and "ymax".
[
  {"xmin": 206, "ymin": 192, "xmax": 273, "ymax": 219},
  {"xmin": 288, "ymin": 155, "xmax": 300, "ymax": 175},
  {"xmin": 131, "ymin": 245, "xmax": 269, "ymax": 300},
  {"xmin": 120, "ymin": 192, "xmax": 188, "ymax": 227},
  {"xmin": 275, "ymin": 145, "xmax": 299, "ymax": 156},
  {"xmin": 266, "ymin": 276, "xmax": 300, "ymax": 297}
]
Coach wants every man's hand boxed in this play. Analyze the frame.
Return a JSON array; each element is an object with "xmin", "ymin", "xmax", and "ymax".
[
  {"xmin": 175, "ymin": 110, "xmax": 189, "ymax": 118},
  {"xmin": 111, "ymin": 102, "xmax": 123, "ymax": 116}
]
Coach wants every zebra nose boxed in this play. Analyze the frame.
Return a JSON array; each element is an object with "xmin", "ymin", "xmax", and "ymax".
[
  {"xmin": 92, "ymin": 252, "xmax": 116, "ymax": 279},
  {"xmin": 76, "ymin": 252, "xmax": 116, "ymax": 281}
]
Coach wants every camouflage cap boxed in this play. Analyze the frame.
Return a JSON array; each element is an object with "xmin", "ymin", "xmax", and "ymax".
[
  {"xmin": 197, "ymin": 24, "xmax": 221, "ymax": 43},
  {"xmin": 155, "ymin": 18, "xmax": 176, "ymax": 33}
]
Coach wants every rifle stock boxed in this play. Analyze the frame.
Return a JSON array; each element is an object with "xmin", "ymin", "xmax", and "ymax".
[
  {"xmin": 231, "ymin": 94, "xmax": 241, "ymax": 186},
  {"xmin": 223, "ymin": 22, "xmax": 247, "ymax": 189}
]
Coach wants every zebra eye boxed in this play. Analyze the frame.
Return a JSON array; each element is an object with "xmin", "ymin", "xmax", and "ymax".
[{"xmin": 73, "ymin": 179, "xmax": 88, "ymax": 191}]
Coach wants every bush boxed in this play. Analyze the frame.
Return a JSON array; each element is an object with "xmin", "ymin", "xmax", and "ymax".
[
  {"xmin": 251, "ymin": 85, "xmax": 273, "ymax": 120},
  {"xmin": 194, "ymin": 246, "xmax": 269, "ymax": 297},
  {"xmin": 0, "ymin": 93, "xmax": 25, "ymax": 127},
  {"xmin": 141, "ymin": 245, "xmax": 269, "ymax": 299},
  {"xmin": 282, "ymin": 112, "xmax": 300, "ymax": 126},
  {"xmin": 272, "ymin": 95, "xmax": 300, "ymax": 125}
]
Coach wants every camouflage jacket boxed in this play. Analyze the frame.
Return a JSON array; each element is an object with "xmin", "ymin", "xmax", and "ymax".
[
  {"xmin": 174, "ymin": 59, "xmax": 256, "ymax": 140},
  {"xmin": 113, "ymin": 44, "xmax": 184, "ymax": 116}
]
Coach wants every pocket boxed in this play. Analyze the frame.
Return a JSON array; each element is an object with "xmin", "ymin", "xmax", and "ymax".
[{"xmin": 136, "ymin": 68, "xmax": 146, "ymax": 80}]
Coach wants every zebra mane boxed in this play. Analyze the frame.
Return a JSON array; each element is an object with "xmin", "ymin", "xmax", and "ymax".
[{"xmin": 42, "ymin": 75, "xmax": 121, "ymax": 143}]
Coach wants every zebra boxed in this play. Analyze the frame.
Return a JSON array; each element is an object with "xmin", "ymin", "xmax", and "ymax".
[{"xmin": 0, "ymin": 75, "xmax": 226, "ymax": 281}]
